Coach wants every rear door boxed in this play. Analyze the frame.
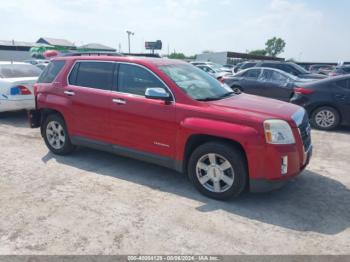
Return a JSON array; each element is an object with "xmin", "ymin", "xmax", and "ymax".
[
  {"xmin": 110, "ymin": 63, "xmax": 177, "ymax": 158},
  {"xmin": 259, "ymin": 69, "xmax": 294, "ymax": 101},
  {"xmin": 65, "ymin": 61, "xmax": 115, "ymax": 143},
  {"xmin": 333, "ymin": 79, "xmax": 350, "ymax": 123}
]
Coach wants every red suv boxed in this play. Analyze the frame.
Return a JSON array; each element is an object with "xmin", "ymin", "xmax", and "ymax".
[{"xmin": 30, "ymin": 54, "xmax": 312, "ymax": 199}]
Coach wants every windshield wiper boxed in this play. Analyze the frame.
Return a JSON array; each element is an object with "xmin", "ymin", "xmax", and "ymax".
[{"xmin": 197, "ymin": 92, "xmax": 235, "ymax": 101}]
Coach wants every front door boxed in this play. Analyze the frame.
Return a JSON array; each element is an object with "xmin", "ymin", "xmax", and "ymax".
[{"xmin": 110, "ymin": 63, "xmax": 177, "ymax": 159}]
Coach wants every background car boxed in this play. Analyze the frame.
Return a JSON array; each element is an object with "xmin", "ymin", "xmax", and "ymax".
[
  {"xmin": 234, "ymin": 61, "xmax": 257, "ymax": 73},
  {"xmin": 0, "ymin": 62, "xmax": 41, "ymax": 113},
  {"xmin": 309, "ymin": 64, "xmax": 335, "ymax": 75},
  {"xmin": 195, "ymin": 64, "xmax": 231, "ymax": 80},
  {"xmin": 235, "ymin": 61, "xmax": 326, "ymax": 79},
  {"xmin": 290, "ymin": 75, "xmax": 350, "ymax": 130},
  {"xmin": 222, "ymin": 67, "xmax": 313, "ymax": 101},
  {"xmin": 328, "ymin": 65, "xmax": 350, "ymax": 76}
]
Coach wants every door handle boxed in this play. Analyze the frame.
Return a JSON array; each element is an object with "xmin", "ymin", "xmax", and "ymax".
[
  {"xmin": 64, "ymin": 90, "xmax": 75, "ymax": 96},
  {"xmin": 112, "ymin": 98, "xmax": 126, "ymax": 105},
  {"xmin": 335, "ymin": 94, "xmax": 346, "ymax": 100}
]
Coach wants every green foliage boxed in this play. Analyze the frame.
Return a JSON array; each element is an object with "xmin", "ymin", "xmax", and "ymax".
[
  {"xmin": 248, "ymin": 49, "xmax": 267, "ymax": 56},
  {"xmin": 168, "ymin": 52, "xmax": 186, "ymax": 59},
  {"xmin": 265, "ymin": 37, "xmax": 286, "ymax": 57}
]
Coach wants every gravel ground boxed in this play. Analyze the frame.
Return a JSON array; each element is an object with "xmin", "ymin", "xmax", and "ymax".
[{"xmin": 0, "ymin": 111, "xmax": 349, "ymax": 255}]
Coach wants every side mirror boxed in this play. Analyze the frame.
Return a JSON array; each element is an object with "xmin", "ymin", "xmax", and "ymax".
[{"xmin": 145, "ymin": 88, "xmax": 172, "ymax": 102}]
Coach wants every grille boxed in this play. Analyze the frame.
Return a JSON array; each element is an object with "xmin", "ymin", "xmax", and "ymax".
[{"xmin": 298, "ymin": 114, "xmax": 312, "ymax": 152}]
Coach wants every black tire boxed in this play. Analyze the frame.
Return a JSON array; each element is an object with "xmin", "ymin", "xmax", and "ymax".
[
  {"xmin": 231, "ymin": 85, "xmax": 242, "ymax": 94},
  {"xmin": 188, "ymin": 142, "xmax": 247, "ymax": 200},
  {"xmin": 310, "ymin": 106, "xmax": 340, "ymax": 130},
  {"xmin": 42, "ymin": 114, "xmax": 76, "ymax": 155}
]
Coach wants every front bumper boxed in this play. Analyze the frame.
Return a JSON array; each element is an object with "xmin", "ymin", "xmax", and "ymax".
[{"xmin": 250, "ymin": 145, "xmax": 312, "ymax": 193}]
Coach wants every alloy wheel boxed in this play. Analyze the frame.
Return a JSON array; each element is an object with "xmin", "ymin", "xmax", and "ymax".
[
  {"xmin": 315, "ymin": 110, "xmax": 336, "ymax": 128},
  {"xmin": 196, "ymin": 153, "xmax": 235, "ymax": 193},
  {"xmin": 46, "ymin": 121, "xmax": 66, "ymax": 150}
]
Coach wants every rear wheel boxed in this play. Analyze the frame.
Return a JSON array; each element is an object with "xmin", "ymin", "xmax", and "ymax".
[
  {"xmin": 188, "ymin": 142, "xmax": 247, "ymax": 200},
  {"xmin": 231, "ymin": 86, "xmax": 242, "ymax": 94},
  {"xmin": 310, "ymin": 106, "xmax": 340, "ymax": 130},
  {"xmin": 42, "ymin": 114, "xmax": 76, "ymax": 155}
]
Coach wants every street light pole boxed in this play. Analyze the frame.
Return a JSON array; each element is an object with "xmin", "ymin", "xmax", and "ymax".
[{"xmin": 126, "ymin": 30, "xmax": 134, "ymax": 54}]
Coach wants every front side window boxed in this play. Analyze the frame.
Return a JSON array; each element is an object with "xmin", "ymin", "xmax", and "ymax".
[
  {"xmin": 243, "ymin": 69, "xmax": 261, "ymax": 79},
  {"xmin": 118, "ymin": 64, "xmax": 166, "ymax": 96},
  {"xmin": 37, "ymin": 60, "xmax": 65, "ymax": 83},
  {"xmin": 159, "ymin": 63, "xmax": 233, "ymax": 101},
  {"xmin": 0, "ymin": 64, "xmax": 42, "ymax": 78},
  {"xmin": 69, "ymin": 62, "xmax": 114, "ymax": 90}
]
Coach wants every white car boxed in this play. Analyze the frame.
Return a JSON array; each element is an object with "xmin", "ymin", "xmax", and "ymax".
[
  {"xmin": 0, "ymin": 62, "xmax": 41, "ymax": 113},
  {"xmin": 195, "ymin": 64, "xmax": 232, "ymax": 80}
]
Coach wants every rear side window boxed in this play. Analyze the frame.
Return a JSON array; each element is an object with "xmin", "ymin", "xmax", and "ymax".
[
  {"xmin": 118, "ymin": 64, "xmax": 165, "ymax": 96},
  {"xmin": 69, "ymin": 62, "xmax": 114, "ymax": 90},
  {"xmin": 37, "ymin": 61, "xmax": 65, "ymax": 83}
]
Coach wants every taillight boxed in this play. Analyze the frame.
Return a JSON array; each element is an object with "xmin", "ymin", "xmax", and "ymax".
[
  {"xmin": 294, "ymin": 87, "xmax": 314, "ymax": 95},
  {"xmin": 10, "ymin": 85, "xmax": 32, "ymax": 95}
]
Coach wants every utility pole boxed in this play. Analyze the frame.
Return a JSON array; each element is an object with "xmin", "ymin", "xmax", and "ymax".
[{"xmin": 126, "ymin": 30, "xmax": 134, "ymax": 54}]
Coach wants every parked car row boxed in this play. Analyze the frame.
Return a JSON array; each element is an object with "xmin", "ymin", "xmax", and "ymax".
[{"xmin": 221, "ymin": 67, "xmax": 350, "ymax": 130}]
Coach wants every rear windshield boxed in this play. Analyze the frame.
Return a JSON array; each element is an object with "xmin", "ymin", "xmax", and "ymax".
[
  {"xmin": 0, "ymin": 64, "xmax": 42, "ymax": 78},
  {"xmin": 37, "ymin": 60, "xmax": 66, "ymax": 83}
]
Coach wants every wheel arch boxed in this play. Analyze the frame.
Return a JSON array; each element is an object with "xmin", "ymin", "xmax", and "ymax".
[
  {"xmin": 39, "ymin": 108, "xmax": 66, "ymax": 136},
  {"xmin": 182, "ymin": 134, "xmax": 248, "ymax": 174}
]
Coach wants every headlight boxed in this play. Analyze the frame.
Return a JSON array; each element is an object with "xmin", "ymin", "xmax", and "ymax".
[{"xmin": 264, "ymin": 119, "xmax": 295, "ymax": 145}]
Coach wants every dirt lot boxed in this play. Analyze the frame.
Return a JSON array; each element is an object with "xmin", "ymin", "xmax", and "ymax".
[{"xmin": 0, "ymin": 111, "xmax": 349, "ymax": 255}]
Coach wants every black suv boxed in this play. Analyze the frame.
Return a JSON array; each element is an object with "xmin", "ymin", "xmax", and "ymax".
[{"xmin": 236, "ymin": 61, "xmax": 326, "ymax": 80}]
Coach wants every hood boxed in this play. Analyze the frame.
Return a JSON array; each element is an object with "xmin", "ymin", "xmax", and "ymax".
[{"xmin": 207, "ymin": 93, "xmax": 301, "ymax": 126}]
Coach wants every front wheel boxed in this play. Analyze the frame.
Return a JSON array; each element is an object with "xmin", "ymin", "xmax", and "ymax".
[
  {"xmin": 310, "ymin": 106, "xmax": 340, "ymax": 130},
  {"xmin": 42, "ymin": 114, "xmax": 76, "ymax": 155},
  {"xmin": 188, "ymin": 142, "xmax": 247, "ymax": 200}
]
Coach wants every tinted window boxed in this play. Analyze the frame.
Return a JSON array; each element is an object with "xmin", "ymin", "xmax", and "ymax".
[
  {"xmin": 243, "ymin": 69, "xmax": 261, "ymax": 79},
  {"xmin": 241, "ymin": 62, "xmax": 256, "ymax": 70},
  {"xmin": 72, "ymin": 62, "xmax": 114, "ymax": 90},
  {"xmin": 343, "ymin": 67, "xmax": 350, "ymax": 73},
  {"xmin": 118, "ymin": 64, "xmax": 165, "ymax": 96},
  {"xmin": 261, "ymin": 63, "xmax": 279, "ymax": 69},
  {"xmin": 260, "ymin": 69, "xmax": 273, "ymax": 80},
  {"xmin": 0, "ymin": 64, "xmax": 42, "ymax": 78},
  {"xmin": 37, "ymin": 61, "xmax": 65, "ymax": 83}
]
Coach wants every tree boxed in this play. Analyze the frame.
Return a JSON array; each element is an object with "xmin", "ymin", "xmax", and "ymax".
[
  {"xmin": 248, "ymin": 49, "xmax": 267, "ymax": 56},
  {"xmin": 168, "ymin": 52, "xmax": 186, "ymax": 59},
  {"xmin": 265, "ymin": 37, "xmax": 286, "ymax": 57}
]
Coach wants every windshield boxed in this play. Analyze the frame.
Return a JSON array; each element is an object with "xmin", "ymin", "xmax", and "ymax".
[
  {"xmin": 0, "ymin": 64, "xmax": 42, "ymax": 78},
  {"xmin": 159, "ymin": 63, "xmax": 234, "ymax": 101}
]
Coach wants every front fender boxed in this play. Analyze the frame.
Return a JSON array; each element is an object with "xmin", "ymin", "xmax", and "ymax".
[{"xmin": 176, "ymin": 117, "xmax": 265, "ymax": 178}]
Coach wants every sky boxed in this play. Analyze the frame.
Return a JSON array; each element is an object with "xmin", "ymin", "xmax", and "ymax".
[{"xmin": 1, "ymin": 0, "xmax": 349, "ymax": 62}]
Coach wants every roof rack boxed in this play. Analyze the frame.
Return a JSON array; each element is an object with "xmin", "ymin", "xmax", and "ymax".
[{"xmin": 62, "ymin": 51, "xmax": 124, "ymax": 57}]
